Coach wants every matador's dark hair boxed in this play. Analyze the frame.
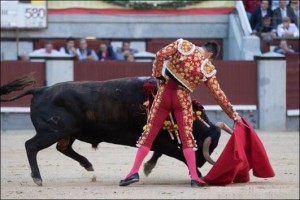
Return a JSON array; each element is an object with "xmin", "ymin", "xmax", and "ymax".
[{"xmin": 203, "ymin": 41, "xmax": 220, "ymax": 60}]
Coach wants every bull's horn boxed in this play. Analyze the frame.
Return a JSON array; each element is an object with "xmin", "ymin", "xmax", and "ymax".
[
  {"xmin": 202, "ymin": 136, "xmax": 215, "ymax": 165},
  {"xmin": 215, "ymin": 122, "xmax": 233, "ymax": 135}
]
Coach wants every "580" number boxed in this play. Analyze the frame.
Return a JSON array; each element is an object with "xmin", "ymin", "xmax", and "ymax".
[{"xmin": 25, "ymin": 8, "xmax": 45, "ymax": 18}]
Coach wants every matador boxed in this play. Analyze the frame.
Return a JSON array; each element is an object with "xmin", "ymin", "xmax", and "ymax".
[{"xmin": 120, "ymin": 38, "xmax": 242, "ymax": 187}]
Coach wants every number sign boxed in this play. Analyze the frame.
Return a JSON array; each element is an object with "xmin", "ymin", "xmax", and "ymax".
[{"xmin": 1, "ymin": 0, "xmax": 47, "ymax": 28}]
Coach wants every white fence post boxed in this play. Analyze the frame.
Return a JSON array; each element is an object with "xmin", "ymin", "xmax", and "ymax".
[
  {"xmin": 45, "ymin": 57, "xmax": 74, "ymax": 86},
  {"xmin": 255, "ymin": 52, "xmax": 286, "ymax": 130}
]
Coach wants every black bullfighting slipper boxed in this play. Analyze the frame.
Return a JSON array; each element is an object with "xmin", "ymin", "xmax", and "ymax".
[
  {"xmin": 190, "ymin": 179, "xmax": 208, "ymax": 187},
  {"xmin": 119, "ymin": 173, "xmax": 139, "ymax": 186}
]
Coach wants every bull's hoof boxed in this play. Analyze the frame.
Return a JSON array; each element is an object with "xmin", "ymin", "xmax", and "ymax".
[
  {"xmin": 85, "ymin": 166, "xmax": 94, "ymax": 171},
  {"xmin": 143, "ymin": 162, "xmax": 155, "ymax": 176},
  {"xmin": 80, "ymin": 163, "xmax": 94, "ymax": 171},
  {"xmin": 91, "ymin": 175, "xmax": 97, "ymax": 182},
  {"xmin": 33, "ymin": 178, "xmax": 43, "ymax": 186}
]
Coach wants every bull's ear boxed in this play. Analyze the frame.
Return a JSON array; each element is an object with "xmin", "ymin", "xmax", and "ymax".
[{"xmin": 192, "ymin": 99, "xmax": 204, "ymax": 109}]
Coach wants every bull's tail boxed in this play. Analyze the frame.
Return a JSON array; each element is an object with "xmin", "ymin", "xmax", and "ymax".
[
  {"xmin": 0, "ymin": 73, "xmax": 40, "ymax": 102},
  {"xmin": 0, "ymin": 73, "xmax": 36, "ymax": 96},
  {"xmin": 0, "ymin": 89, "xmax": 37, "ymax": 102}
]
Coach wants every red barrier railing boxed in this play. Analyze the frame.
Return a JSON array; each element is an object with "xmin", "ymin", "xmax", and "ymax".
[
  {"xmin": 3, "ymin": 58, "xmax": 297, "ymax": 110},
  {"xmin": 74, "ymin": 60, "xmax": 257, "ymax": 106},
  {"xmin": 0, "ymin": 61, "xmax": 45, "ymax": 107},
  {"xmin": 286, "ymin": 53, "xmax": 300, "ymax": 110}
]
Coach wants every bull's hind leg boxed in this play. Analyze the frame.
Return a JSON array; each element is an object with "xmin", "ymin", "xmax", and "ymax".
[
  {"xmin": 143, "ymin": 151, "xmax": 162, "ymax": 176},
  {"xmin": 56, "ymin": 136, "xmax": 94, "ymax": 171},
  {"xmin": 25, "ymin": 132, "xmax": 69, "ymax": 186}
]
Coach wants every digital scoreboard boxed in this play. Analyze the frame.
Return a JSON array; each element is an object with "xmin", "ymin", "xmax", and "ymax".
[{"xmin": 1, "ymin": 0, "xmax": 47, "ymax": 29}]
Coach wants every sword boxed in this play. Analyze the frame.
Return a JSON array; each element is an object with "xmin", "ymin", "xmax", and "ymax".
[
  {"xmin": 194, "ymin": 111, "xmax": 210, "ymax": 128},
  {"xmin": 168, "ymin": 113, "xmax": 181, "ymax": 144},
  {"xmin": 198, "ymin": 116, "xmax": 210, "ymax": 128}
]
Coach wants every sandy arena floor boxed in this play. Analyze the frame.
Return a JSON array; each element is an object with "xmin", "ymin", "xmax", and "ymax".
[{"xmin": 1, "ymin": 130, "xmax": 299, "ymax": 199}]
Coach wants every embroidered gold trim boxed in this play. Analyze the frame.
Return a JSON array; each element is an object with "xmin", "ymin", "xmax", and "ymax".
[{"xmin": 177, "ymin": 38, "xmax": 196, "ymax": 56}]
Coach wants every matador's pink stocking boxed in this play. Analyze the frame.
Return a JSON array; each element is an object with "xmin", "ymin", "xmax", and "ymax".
[
  {"xmin": 183, "ymin": 148, "xmax": 206, "ymax": 183},
  {"xmin": 125, "ymin": 145, "xmax": 150, "ymax": 178}
]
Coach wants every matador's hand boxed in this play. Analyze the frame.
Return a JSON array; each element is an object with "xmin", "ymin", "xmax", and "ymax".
[{"xmin": 233, "ymin": 112, "xmax": 242, "ymax": 123}]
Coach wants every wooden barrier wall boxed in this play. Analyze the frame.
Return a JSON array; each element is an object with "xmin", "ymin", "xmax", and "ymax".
[
  {"xmin": 0, "ymin": 61, "xmax": 45, "ymax": 107},
  {"xmin": 1, "ymin": 59, "xmax": 297, "ymax": 110},
  {"xmin": 74, "ymin": 60, "xmax": 256, "ymax": 105},
  {"xmin": 286, "ymin": 53, "xmax": 300, "ymax": 110},
  {"xmin": 74, "ymin": 61, "xmax": 152, "ymax": 81},
  {"xmin": 192, "ymin": 61, "xmax": 257, "ymax": 105}
]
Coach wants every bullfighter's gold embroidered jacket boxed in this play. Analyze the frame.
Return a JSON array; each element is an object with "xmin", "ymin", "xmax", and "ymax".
[{"xmin": 152, "ymin": 38, "xmax": 236, "ymax": 119}]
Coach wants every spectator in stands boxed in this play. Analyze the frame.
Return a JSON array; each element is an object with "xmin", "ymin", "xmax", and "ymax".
[
  {"xmin": 289, "ymin": 0, "xmax": 299, "ymax": 27},
  {"xmin": 59, "ymin": 37, "xmax": 78, "ymax": 58},
  {"xmin": 272, "ymin": 0, "xmax": 298, "ymax": 28},
  {"xmin": 255, "ymin": 15, "xmax": 277, "ymax": 39},
  {"xmin": 30, "ymin": 41, "xmax": 66, "ymax": 56},
  {"xmin": 76, "ymin": 38, "xmax": 98, "ymax": 61},
  {"xmin": 19, "ymin": 53, "xmax": 30, "ymax": 61},
  {"xmin": 115, "ymin": 40, "xmax": 138, "ymax": 60},
  {"xmin": 277, "ymin": 16, "xmax": 299, "ymax": 37},
  {"xmin": 274, "ymin": 39, "xmax": 295, "ymax": 54},
  {"xmin": 250, "ymin": 0, "xmax": 273, "ymax": 30},
  {"xmin": 96, "ymin": 43, "xmax": 116, "ymax": 61},
  {"xmin": 126, "ymin": 54, "xmax": 136, "ymax": 62},
  {"xmin": 269, "ymin": 0, "xmax": 291, "ymax": 10},
  {"xmin": 242, "ymin": 0, "xmax": 261, "ymax": 20}
]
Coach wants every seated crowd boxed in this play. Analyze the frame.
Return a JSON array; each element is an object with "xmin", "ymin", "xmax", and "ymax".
[
  {"xmin": 21, "ymin": 1, "xmax": 299, "ymax": 62},
  {"xmin": 273, "ymin": 39, "xmax": 296, "ymax": 54},
  {"xmin": 24, "ymin": 38, "xmax": 139, "ymax": 62},
  {"xmin": 243, "ymin": 0, "xmax": 299, "ymax": 54}
]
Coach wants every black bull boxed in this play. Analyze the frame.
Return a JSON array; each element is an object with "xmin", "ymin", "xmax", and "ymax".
[{"xmin": 0, "ymin": 75, "xmax": 232, "ymax": 186}]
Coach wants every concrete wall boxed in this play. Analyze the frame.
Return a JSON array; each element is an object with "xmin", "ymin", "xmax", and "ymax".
[
  {"xmin": 1, "ymin": 113, "xmax": 34, "ymax": 131},
  {"xmin": 223, "ymin": 14, "xmax": 261, "ymax": 60},
  {"xmin": 1, "ymin": 9, "xmax": 263, "ymax": 60},
  {"xmin": 1, "ymin": 13, "xmax": 262, "ymax": 61},
  {"xmin": 1, "ymin": 41, "xmax": 33, "ymax": 60},
  {"xmin": 3, "ymin": 110, "xmax": 298, "ymax": 132},
  {"xmin": 1, "ymin": 15, "xmax": 229, "ymax": 39},
  {"xmin": 1, "ymin": 14, "xmax": 230, "ymax": 60},
  {"xmin": 223, "ymin": 14, "xmax": 242, "ymax": 60},
  {"xmin": 286, "ymin": 116, "xmax": 300, "ymax": 131}
]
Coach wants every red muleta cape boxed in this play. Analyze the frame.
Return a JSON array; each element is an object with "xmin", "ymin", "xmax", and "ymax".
[{"xmin": 204, "ymin": 117, "xmax": 275, "ymax": 185}]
